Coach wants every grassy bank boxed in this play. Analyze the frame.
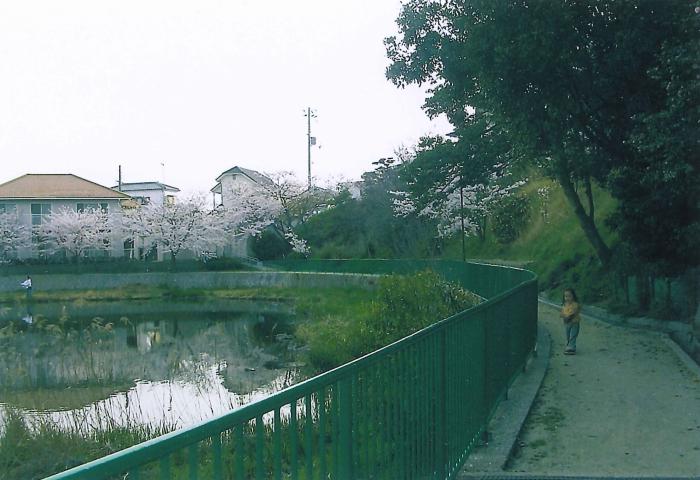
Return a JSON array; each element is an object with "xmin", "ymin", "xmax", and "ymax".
[
  {"xmin": 439, "ymin": 178, "xmax": 623, "ymax": 307},
  {"xmin": 0, "ymin": 284, "xmax": 374, "ymax": 305}
]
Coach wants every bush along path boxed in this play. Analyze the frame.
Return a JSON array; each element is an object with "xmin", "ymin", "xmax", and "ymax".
[{"xmin": 506, "ymin": 303, "xmax": 700, "ymax": 476}]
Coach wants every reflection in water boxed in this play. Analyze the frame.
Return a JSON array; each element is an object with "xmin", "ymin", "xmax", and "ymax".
[{"xmin": 0, "ymin": 300, "xmax": 302, "ymax": 433}]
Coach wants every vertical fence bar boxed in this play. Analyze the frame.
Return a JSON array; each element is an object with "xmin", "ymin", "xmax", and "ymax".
[
  {"xmin": 437, "ymin": 328, "xmax": 447, "ymax": 479},
  {"xmin": 377, "ymin": 363, "xmax": 386, "ymax": 479},
  {"xmin": 159, "ymin": 456, "xmax": 171, "ymax": 480},
  {"xmin": 305, "ymin": 394, "xmax": 313, "ymax": 480},
  {"xmin": 274, "ymin": 408, "xmax": 282, "ymax": 480},
  {"xmin": 392, "ymin": 354, "xmax": 401, "ymax": 476},
  {"xmin": 290, "ymin": 400, "xmax": 299, "ymax": 480},
  {"xmin": 255, "ymin": 415, "xmax": 264, "ymax": 480},
  {"xmin": 188, "ymin": 443, "xmax": 198, "ymax": 480},
  {"xmin": 352, "ymin": 374, "xmax": 361, "ymax": 477},
  {"xmin": 319, "ymin": 387, "xmax": 327, "ymax": 480},
  {"xmin": 337, "ymin": 376, "xmax": 354, "ymax": 479},
  {"xmin": 212, "ymin": 433, "xmax": 223, "ymax": 480},
  {"xmin": 332, "ymin": 384, "xmax": 339, "ymax": 477},
  {"xmin": 234, "ymin": 424, "xmax": 244, "ymax": 480},
  {"xmin": 407, "ymin": 346, "xmax": 415, "ymax": 479}
]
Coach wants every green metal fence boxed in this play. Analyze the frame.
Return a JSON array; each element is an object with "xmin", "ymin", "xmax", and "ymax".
[{"xmin": 45, "ymin": 260, "xmax": 537, "ymax": 480}]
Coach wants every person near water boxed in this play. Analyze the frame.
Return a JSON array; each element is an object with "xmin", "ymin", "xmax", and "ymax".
[
  {"xmin": 20, "ymin": 275, "xmax": 32, "ymax": 298},
  {"xmin": 560, "ymin": 287, "xmax": 581, "ymax": 355}
]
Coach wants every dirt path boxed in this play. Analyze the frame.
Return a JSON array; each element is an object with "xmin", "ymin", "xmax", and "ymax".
[{"xmin": 507, "ymin": 303, "xmax": 700, "ymax": 476}]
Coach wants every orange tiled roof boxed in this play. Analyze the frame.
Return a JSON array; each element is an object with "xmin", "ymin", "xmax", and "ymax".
[{"xmin": 0, "ymin": 174, "xmax": 131, "ymax": 200}]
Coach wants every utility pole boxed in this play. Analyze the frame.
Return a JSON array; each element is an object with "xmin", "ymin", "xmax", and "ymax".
[
  {"xmin": 460, "ymin": 184, "xmax": 466, "ymax": 261},
  {"xmin": 304, "ymin": 107, "xmax": 317, "ymax": 190}
]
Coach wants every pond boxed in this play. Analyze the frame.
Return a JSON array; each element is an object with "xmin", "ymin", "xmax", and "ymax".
[{"xmin": 0, "ymin": 298, "xmax": 303, "ymax": 435}]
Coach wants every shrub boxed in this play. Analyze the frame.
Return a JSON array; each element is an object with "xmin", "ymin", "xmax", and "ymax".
[
  {"xmin": 297, "ymin": 270, "xmax": 481, "ymax": 371},
  {"xmin": 251, "ymin": 230, "xmax": 292, "ymax": 260},
  {"xmin": 202, "ymin": 256, "xmax": 245, "ymax": 271}
]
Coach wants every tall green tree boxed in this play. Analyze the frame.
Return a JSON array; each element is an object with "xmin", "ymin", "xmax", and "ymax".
[
  {"xmin": 386, "ymin": 0, "xmax": 696, "ymax": 265},
  {"xmin": 607, "ymin": 24, "xmax": 700, "ymax": 275}
]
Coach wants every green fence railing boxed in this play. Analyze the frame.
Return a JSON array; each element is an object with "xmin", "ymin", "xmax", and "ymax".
[{"xmin": 45, "ymin": 260, "xmax": 537, "ymax": 480}]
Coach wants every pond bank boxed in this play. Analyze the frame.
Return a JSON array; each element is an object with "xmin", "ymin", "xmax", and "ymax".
[{"xmin": 0, "ymin": 271, "xmax": 381, "ymax": 294}]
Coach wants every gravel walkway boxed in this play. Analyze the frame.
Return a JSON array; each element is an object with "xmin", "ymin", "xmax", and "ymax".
[{"xmin": 506, "ymin": 304, "xmax": 700, "ymax": 477}]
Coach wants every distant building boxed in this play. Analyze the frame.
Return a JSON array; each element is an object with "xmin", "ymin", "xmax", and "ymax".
[
  {"xmin": 0, "ymin": 174, "xmax": 132, "ymax": 259},
  {"xmin": 337, "ymin": 180, "xmax": 363, "ymax": 200},
  {"xmin": 210, "ymin": 166, "xmax": 273, "ymax": 208},
  {"xmin": 210, "ymin": 166, "xmax": 275, "ymax": 257},
  {"xmin": 112, "ymin": 181, "xmax": 180, "ymax": 206}
]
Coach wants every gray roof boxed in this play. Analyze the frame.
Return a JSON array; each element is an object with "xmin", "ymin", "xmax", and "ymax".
[
  {"xmin": 215, "ymin": 166, "xmax": 273, "ymax": 186},
  {"xmin": 112, "ymin": 182, "xmax": 180, "ymax": 193}
]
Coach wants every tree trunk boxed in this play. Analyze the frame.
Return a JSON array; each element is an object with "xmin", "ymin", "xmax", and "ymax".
[{"xmin": 556, "ymin": 170, "xmax": 612, "ymax": 265}]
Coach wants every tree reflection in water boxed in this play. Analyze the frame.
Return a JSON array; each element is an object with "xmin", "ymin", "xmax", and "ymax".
[{"xmin": 0, "ymin": 300, "xmax": 302, "ymax": 434}]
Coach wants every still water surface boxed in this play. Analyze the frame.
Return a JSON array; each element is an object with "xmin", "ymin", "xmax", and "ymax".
[{"xmin": 0, "ymin": 299, "xmax": 302, "ymax": 433}]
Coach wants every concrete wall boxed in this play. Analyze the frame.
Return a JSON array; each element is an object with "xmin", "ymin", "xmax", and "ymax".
[{"xmin": 0, "ymin": 271, "xmax": 381, "ymax": 293}]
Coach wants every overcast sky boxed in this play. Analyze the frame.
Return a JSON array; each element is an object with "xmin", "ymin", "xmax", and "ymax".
[{"xmin": 0, "ymin": 0, "xmax": 451, "ymax": 195}]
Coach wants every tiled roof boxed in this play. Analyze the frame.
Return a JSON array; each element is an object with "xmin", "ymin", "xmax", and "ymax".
[
  {"xmin": 215, "ymin": 166, "xmax": 273, "ymax": 185},
  {"xmin": 111, "ymin": 182, "xmax": 180, "ymax": 192},
  {"xmin": 0, "ymin": 174, "xmax": 131, "ymax": 199}
]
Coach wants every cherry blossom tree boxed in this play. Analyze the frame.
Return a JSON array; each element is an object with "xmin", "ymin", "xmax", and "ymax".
[
  {"xmin": 0, "ymin": 212, "xmax": 29, "ymax": 260},
  {"xmin": 220, "ymin": 171, "xmax": 326, "ymax": 255},
  {"xmin": 393, "ymin": 164, "xmax": 525, "ymax": 242},
  {"xmin": 122, "ymin": 196, "xmax": 225, "ymax": 264},
  {"xmin": 38, "ymin": 206, "xmax": 112, "ymax": 260}
]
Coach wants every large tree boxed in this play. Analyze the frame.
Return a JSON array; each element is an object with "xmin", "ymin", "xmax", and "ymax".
[
  {"xmin": 123, "ymin": 197, "xmax": 225, "ymax": 264},
  {"xmin": 607, "ymin": 19, "xmax": 700, "ymax": 276},
  {"xmin": 385, "ymin": 0, "xmax": 696, "ymax": 265},
  {"xmin": 39, "ymin": 206, "xmax": 112, "ymax": 260}
]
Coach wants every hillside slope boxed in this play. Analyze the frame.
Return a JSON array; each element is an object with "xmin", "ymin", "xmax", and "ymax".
[{"xmin": 442, "ymin": 177, "xmax": 619, "ymax": 304}]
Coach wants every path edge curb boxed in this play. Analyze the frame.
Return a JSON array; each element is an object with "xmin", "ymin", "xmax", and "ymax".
[{"xmin": 459, "ymin": 321, "xmax": 551, "ymax": 476}]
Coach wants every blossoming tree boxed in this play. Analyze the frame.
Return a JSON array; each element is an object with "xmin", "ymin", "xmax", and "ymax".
[
  {"xmin": 38, "ymin": 206, "xmax": 112, "ymax": 260},
  {"xmin": 0, "ymin": 212, "xmax": 29, "ymax": 260}
]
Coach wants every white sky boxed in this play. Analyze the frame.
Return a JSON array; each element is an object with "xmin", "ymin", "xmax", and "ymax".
[{"xmin": 0, "ymin": 0, "xmax": 451, "ymax": 196}]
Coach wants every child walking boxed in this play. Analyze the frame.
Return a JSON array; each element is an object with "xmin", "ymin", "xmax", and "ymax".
[{"xmin": 560, "ymin": 287, "xmax": 581, "ymax": 355}]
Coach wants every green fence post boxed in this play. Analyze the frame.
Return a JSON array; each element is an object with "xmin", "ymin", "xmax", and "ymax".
[
  {"xmin": 337, "ymin": 376, "xmax": 354, "ymax": 479},
  {"xmin": 437, "ymin": 328, "xmax": 448, "ymax": 478}
]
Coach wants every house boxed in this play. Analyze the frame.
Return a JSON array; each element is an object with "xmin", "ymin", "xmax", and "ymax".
[
  {"xmin": 210, "ymin": 166, "xmax": 273, "ymax": 208},
  {"xmin": 0, "ymin": 174, "xmax": 132, "ymax": 259},
  {"xmin": 111, "ymin": 181, "xmax": 180, "ymax": 206},
  {"xmin": 210, "ymin": 166, "xmax": 275, "ymax": 257}
]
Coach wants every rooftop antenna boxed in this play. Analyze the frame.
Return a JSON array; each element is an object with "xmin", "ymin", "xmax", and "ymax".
[
  {"xmin": 118, "ymin": 165, "xmax": 122, "ymax": 191},
  {"xmin": 160, "ymin": 161, "xmax": 165, "ymax": 184}
]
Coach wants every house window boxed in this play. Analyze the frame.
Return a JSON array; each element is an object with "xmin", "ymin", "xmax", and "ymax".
[
  {"xmin": 31, "ymin": 203, "xmax": 51, "ymax": 226},
  {"xmin": 0, "ymin": 203, "xmax": 16, "ymax": 214},
  {"xmin": 77, "ymin": 202, "xmax": 108, "ymax": 213}
]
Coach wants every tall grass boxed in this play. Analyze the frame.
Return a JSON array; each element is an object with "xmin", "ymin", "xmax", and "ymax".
[{"xmin": 0, "ymin": 407, "xmax": 177, "ymax": 480}]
